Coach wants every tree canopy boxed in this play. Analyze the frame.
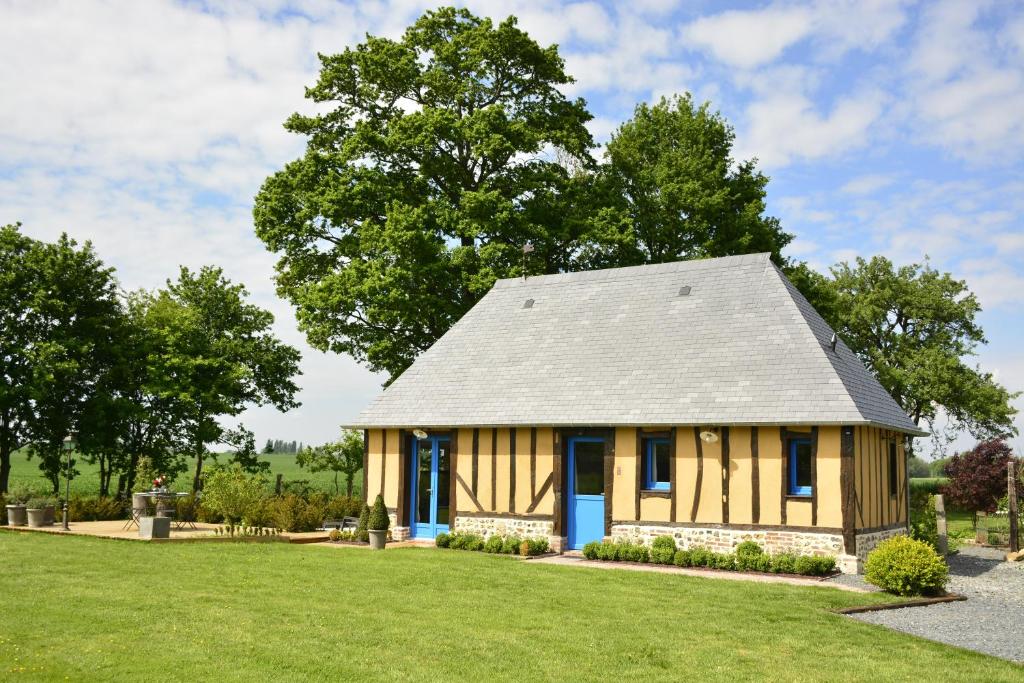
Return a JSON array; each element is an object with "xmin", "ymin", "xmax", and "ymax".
[
  {"xmin": 808, "ymin": 256, "xmax": 1018, "ymax": 449},
  {"xmin": 943, "ymin": 439, "xmax": 1022, "ymax": 515},
  {"xmin": 297, "ymin": 430, "xmax": 364, "ymax": 496}
]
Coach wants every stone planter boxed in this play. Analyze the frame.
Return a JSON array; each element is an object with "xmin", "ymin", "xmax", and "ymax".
[
  {"xmin": 5, "ymin": 504, "xmax": 27, "ymax": 527},
  {"xmin": 43, "ymin": 505, "xmax": 55, "ymax": 526},
  {"xmin": 368, "ymin": 529, "xmax": 387, "ymax": 550},
  {"xmin": 26, "ymin": 508, "xmax": 48, "ymax": 527},
  {"xmin": 139, "ymin": 516, "xmax": 171, "ymax": 539}
]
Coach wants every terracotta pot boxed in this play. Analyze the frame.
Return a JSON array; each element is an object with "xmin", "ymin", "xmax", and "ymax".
[
  {"xmin": 368, "ymin": 529, "xmax": 387, "ymax": 550},
  {"xmin": 26, "ymin": 508, "xmax": 47, "ymax": 527},
  {"xmin": 6, "ymin": 505, "xmax": 27, "ymax": 526}
]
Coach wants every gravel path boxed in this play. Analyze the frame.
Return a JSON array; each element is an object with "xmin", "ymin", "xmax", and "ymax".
[{"xmin": 832, "ymin": 546, "xmax": 1024, "ymax": 663}]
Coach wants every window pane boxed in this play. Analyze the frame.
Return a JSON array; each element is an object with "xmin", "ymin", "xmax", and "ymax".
[
  {"xmin": 654, "ymin": 441, "xmax": 670, "ymax": 483},
  {"xmin": 791, "ymin": 440, "xmax": 812, "ymax": 494},
  {"xmin": 574, "ymin": 441, "xmax": 604, "ymax": 495},
  {"xmin": 436, "ymin": 441, "xmax": 450, "ymax": 525}
]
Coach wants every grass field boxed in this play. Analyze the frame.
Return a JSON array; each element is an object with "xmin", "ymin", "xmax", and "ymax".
[
  {"xmin": 6, "ymin": 449, "xmax": 360, "ymax": 498},
  {"xmin": 1, "ymin": 533, "xmax": 1020, "ymax": 681}
]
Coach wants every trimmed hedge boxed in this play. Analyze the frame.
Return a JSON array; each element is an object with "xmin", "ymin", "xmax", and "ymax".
[
  {"xmin": 436, "ymin": 532, "xmax": 549, "ymax": 556},
  {"xmin": 584, "ymin": 539, "xmax": 836, "ymax": 577},
  {"xmin": 864, "ymin": 536, "xmax": 948, "ymax": 596}
]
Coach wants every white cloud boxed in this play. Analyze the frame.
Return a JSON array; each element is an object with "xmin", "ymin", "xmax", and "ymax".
[
  {"xmin": 840, "ymin": 174, "xmax": 896, "ymax": 195},
  {"xmin": 681, "ymin": 7, "xmax": 813, "ymax": 69}
]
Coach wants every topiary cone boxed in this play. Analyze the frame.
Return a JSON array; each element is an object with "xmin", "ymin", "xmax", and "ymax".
[{"xmin": 368, "ymin": 494, "xmax": 390, "ymax": 531}]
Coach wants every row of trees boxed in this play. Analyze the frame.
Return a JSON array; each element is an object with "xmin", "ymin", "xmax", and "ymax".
[
  {"xmin": 254, "ymin": 7, "xmax": 1018, "ymax": 452},
  {"xmin": 0, "ymin": 225, "xmax": 301, "ymax": 496},
  {"xmin": 263, "ymin": 439, "xmax": 303, "ymax": 454}
]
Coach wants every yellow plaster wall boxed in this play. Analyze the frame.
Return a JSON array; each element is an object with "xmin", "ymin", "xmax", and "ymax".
[
  {"xmin": 815, "ymin": 426, "xmax": 842, "ymax": 528},
  {"xmin": 757, "ymin": 427, "xmax": 782, "ymax": 525},
  {"xmin": 512, "ymin": 428, "xmax": 532, "ymax": 513},
  {"xmin": 366, "ymin": 429, "xmax": 383, "ymax": 501},
  {"xmin": 612, "ymin": 428, "xmax": 636, "ymax": 521},
  {"xmin": 493, "ymin": 428, "xmax": 511, "ymax": 514},
  {"xmin": 695, "ymin": 433, "xmax": 723, "ymax": 524},
  {"xmin": 727, "ymin": 427, "xmax": 753, "ymax": 524},
  {"xmin": 675, "ymin": 427, "xmax": 699, "ymax": 523},
  {"xmin": 532, "ymin": 427, "xmax": 556, "ymax": 516},
  {"xmin": 382, "ymin": 428, "xmax": 400, "ymax": 509},
  {"xmin": 455, "ymin": 429, "xmax": 475, "ymax": 513}
]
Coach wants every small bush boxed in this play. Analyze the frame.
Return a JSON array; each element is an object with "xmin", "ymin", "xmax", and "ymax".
[
  {"xmin": 201, "ymin": 465, "xmax": 268, "ymax": 525},
  {"xmin": 484, "ymin": 535, "xmax": 504, "ymax": 554},
  {"xmin": 753, "ymin": 553, "xmax": 773, "ymax": 573},
  {"xmin": 368, "ymin": 494, "xmax": 389, "ymax": 531},
  {"xmin": 66, "ymin": 496, "xmax": 126, "ymax": 522},
  {"xmin": 673, "ymin": 548, "xmax": 693, "ymax": 567},
  {"xmin": 794, "ymin": 555, "xmax": 837, "ymax": 576},
  {"xmin": 524, "ymin": 537, "xmax": 549, "ymax": 556},
  {"xmin": 435, "ymin": 532, "xmax": 451, "ymax": 548},
  {"xmin": 650, "ymin": 535, "xmax": 677, "ymax": 564},
  {"xmin": 735, "ymin": 541, "xmax": 764, "ymax": 571},
  {"xmin": 356, "ymin": 529, "xmax": 369, "ymax": 543},
  {"xmin": 328, "ymin": 529, "xmax": 342, "ymax": 542},
  {"xmin": 356, "ymin": 503, "xmax": 370, "ymax": 532},
  {"xmin": 909, "ymin": 491, "xmax": 939, "ymax": 551},
  {"xmin": 865, "ymin": 536, "xmax": 949, "ymax": 596},
  {"xmin": 689, "ymin": 547, "xmax": 712, "ymax": 568},
  {"xmin": 771, "ymin": 553, "xmax": 797, "ymax": 574},
  {"xmin": 501, "ymin": 535, "xmax": 522, "ymax": 555},
  {"xmin": 582, "ymin": 541, "xmax": 600, "ymax": 560},
  {"xmin": 710, "ymin": 552, "xmax": 735, "ymax": 570}
]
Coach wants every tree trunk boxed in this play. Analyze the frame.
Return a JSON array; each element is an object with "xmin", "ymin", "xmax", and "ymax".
[
  {"xmin": 334, "ymin": 471, "xmax": 339, "ymax": 495},
  {"xmin": 346, "ymin": 473, "xmax": 353, "ymax": 497},
  {"xmin": 0, "ymin": 443, "xmax": 10, "ymax": 496},
  {"xmin": 192, "ymin": 447, "xmax": 204, "ymax": 493},
  {"xmin": 98, "ymin": 454, "xmax": 108, "ymax": 497}
]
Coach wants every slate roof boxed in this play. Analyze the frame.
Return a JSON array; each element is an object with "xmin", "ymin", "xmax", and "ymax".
[{"xmin": 349, "ymin": 253, "xmax": 927, "ymax": 435}]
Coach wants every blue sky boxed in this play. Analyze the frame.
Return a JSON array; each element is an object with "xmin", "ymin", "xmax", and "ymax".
[{"xmin": 1, "ymin": 0, "xmax": 1022, "ymax": 459}]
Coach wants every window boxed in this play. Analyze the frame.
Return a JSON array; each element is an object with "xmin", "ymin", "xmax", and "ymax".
[
  {"xmin": 643, "ymin": 438, "xmax": 671, "ymax": 491},
  {"xmin": 888, "ymin": 442, "xmax": 898, "ymax": 498},
  {"xmin": 787, "ymin": 438, "xmax": 812, "ymax": 496}
]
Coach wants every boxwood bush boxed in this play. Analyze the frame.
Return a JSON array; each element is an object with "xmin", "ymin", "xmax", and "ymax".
[
  {"xmin": 368, "ymin": 494, "xmax": 390, "ymax": 531},
  {"xmin": 865, "ymin": 536, "xmax": 949, "ymax": 596},
  {"xmin": 650, "ymin": 535, "xmax": 677, "ymax": 564}
]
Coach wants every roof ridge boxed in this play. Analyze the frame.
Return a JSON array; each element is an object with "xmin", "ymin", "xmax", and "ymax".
[{"xmin": 494, "ymin": 252, "xmax": 772, "ymax": 289}]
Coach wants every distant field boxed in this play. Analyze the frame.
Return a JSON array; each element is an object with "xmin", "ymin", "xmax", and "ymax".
[{"xmin": 6, "ymin": 449, "xmax": 361, "ymax": 498}]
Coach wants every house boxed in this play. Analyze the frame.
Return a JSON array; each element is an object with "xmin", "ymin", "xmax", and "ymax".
[{"xmin": 347, "ymin": 253, "xmax": 927, "ymax": 573}]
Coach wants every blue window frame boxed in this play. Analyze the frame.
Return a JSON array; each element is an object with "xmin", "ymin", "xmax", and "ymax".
[
  {"xmin": 788, "ymin": 438, "xmax": 813, "ymax": 496},
  {"xmin": 643, "ymin": 438, "xmax": 671, "ymax": 491}
]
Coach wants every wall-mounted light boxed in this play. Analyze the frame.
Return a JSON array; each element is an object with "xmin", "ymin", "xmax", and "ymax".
[
  {"xmin": 699, "ymin": 428, "xmax": 719, "ymax": 444},
  {"xmin": 412, "ymin": 429, "xmax": 428, "ymax": 440}
]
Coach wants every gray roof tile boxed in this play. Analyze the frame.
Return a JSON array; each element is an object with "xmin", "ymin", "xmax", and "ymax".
[{"xmin": 348, "ymin": 253, "xmax": 926, "ymax": 435}]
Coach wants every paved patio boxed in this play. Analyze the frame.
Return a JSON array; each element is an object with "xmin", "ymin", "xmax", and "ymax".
[{"xmin": 1, "ymin": 520, "xmax": 329, "ymax": 543}]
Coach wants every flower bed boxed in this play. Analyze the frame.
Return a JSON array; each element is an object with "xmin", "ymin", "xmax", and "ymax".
[{"xmin": 583, "ymin": 537, "xmax": 837, "ymax": 577}]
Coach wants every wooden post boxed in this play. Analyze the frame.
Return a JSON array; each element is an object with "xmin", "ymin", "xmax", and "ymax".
[
  {"xmin": 975, "ymin": 512, "xmax": 987, "ymax": 545},
  {"xmin": 275, "ymin": 473, "xmax": 283, "ymax": 496},
  {"xmin": 1009, "ymin": 461, "xmax": 1019, "ymax": 554},
  {"xmin": 934, "ymin": 494, "xmax": 948, "ymax": 557}
]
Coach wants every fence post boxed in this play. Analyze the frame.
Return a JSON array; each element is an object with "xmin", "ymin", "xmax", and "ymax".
[
  {"xmin": 935, "ymin": 494, "xmax": 948, "ymax": 557},
  {"xmin": 1009, "ymin": 461, "xmax": 1019, "ymax": 554}
]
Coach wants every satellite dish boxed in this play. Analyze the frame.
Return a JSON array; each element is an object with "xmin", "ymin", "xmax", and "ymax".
[
  {"xmin": 699, "ymin": 430, "xmax": 719, "ymax": 444},
  {"xmin": 412, "ymin": 429, "xmax": 428, "ymax": 440}
]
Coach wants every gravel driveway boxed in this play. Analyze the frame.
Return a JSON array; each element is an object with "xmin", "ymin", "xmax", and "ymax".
[{"xmin": 832, "ymin": 545, "xmax": 1024, "ymax": 663}]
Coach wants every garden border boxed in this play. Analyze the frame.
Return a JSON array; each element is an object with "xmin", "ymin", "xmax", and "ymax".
[{"xmin": 834, "ymin": 593, "xmax": 966, "ymax": 614}]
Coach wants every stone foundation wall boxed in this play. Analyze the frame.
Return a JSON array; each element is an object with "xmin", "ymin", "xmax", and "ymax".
[
  {"xmin": 392, "ymin": 525, "xmax": 410, "ymax": 542},
  {"xmin": 452, "ymin": 516, "xmax": 554, "ymax": 541},
  {"xmin": 610, "ymin": 523, "xmax": 845, "ymax": 557},
  {"xmin": 854, "ymin": 526, "xmax": 908, "ymax": 564}
]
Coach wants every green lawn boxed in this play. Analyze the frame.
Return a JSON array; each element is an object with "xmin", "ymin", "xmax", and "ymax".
[
  {"xmin": 0, "ymin": 533, "xmax": 1019, "ymax": 681},
  {"xmin": 6, "ymin": 449, "xmax": 359, "ymax": 497}
]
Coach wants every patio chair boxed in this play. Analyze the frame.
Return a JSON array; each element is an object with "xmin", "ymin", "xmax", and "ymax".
[
  {"xmin": 174, "ymin": 494, "xmax": 200, "ymax": 530},
  {"xmin": 123, "ymin": 493, "xmax": 149, "ymax": 530}
]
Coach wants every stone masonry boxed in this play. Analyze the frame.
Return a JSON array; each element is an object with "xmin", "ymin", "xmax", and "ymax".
[
  {"xmin": 854, "ymin": 526, "xmax": 908, "ymax": 565},
  {"xmin": 453, "ymin": 516, "xmax": 554, "ymax": 542}
]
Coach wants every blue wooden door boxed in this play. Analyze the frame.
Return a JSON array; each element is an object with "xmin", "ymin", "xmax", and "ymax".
[
  {"xmin": 409, "ymin": 436, "xmax": 451, "ymax": 539},
  {"xmin": 567, "ymin": 437, "xmax": 605, "ymax": 550}
]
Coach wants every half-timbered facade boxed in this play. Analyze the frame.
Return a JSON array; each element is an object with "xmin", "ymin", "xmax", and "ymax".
[{"xmin": 349, "ymin": 253, "xmax": 926, "ymax": 573}]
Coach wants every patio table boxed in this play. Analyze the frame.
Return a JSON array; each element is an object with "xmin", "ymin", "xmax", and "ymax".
[{"xmin": 123, "ymin": 492, "xmax": 191, "ymax": 530}]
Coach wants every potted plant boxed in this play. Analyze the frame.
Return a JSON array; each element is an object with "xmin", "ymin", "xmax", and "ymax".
[
  {"xmin": 26, "ymin": 497, "xmax": 51, "ymax": 528},
  {"xmin": 367, "ymin": 494, "xmax": 390, "ymax": 550},
  {"xmin": 4, "ymin": 484, "xmax": 31, "ymax": 527}
]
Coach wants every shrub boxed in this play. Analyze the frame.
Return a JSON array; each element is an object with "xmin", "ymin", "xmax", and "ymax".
[
  {"xmin": 368, "ymin": 494, "xmax": 389, "ymax": 531},
  {"xmin": 771, "ymin": 553, "xmax": 797, "ymax": 574},
  {"xmin": 650, "ymin": 535, "xmax": 677, "ymax": 564},
  {"xmin": 865, "ymin": 536, "xmax": 949, "ymax": 596},
  {"xmin": 710, "ymin": 552, "xmax": 735, "ymax": 570},
  {"xmin": 465, "ymin": 534, "xmax": 484, "ymax": 551},
  {"xmin": 689, "ymin": 547, "xmax": 712, "ymax": 568},
  {"xmin": 627, "ymin": 543, "xmax": 650, "ymax": 563},
  {"xmin": 356, "ymin": 503, "xmax": 370, "ymax": 533},
  {"xmin": 794, "ymin": 555, "xmax": 837, "ymax": 576},
  {"xmin": 447, "ymin": 532, "xmax": 484, "ymax": 551},
  {"xmin": 734, "ymin": 541, "xmax": 764, "ymax": 571},
  {"xmin": 5, "ymin": 483, "xmax": 33, "ymax": 505},
  {"xmin": 435, "ymin": 532, "xmax": 451, "ymax": 548},
  {"xmin": 753, "ymin": 553, "xmax": 773, "ymax": 572},
  {"xmin": 268, "ymin": 494, "xmax": 320, "ymax": 532},
  {"xmin": 201, "ymin": 465, "xmax": 268, "ymax": 525},
  {"xmin": 582, "ymin": 541, "xmax": 600, "ymax": 560},
  {"xmin": 909, "ymin": 491, "xmax": 939, "ymax": 550},
  {"xmin": 356, "ymin": 530, "xmax": 369, "ymax": 543},
  {"xmin": 501, "ymin": 535, "xmax": 522, "ymax": 555},
  {"xmin": 484, "ymin": 535, "xmax": 504, "ymax": 554},
  {"xmin": 326, "ymin": 495, "xmax": 363, "ymax": 520},
  {"xmin": 672, "ymin": 548, "xmax": 693, "ymax": 567},
  {"xmin": 328, "ymin": 529, "xmax": 342, "ymax": 542},
  {"xmin": 525, "ymin": 537, "xmax": 549, "ymax": 556}
]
